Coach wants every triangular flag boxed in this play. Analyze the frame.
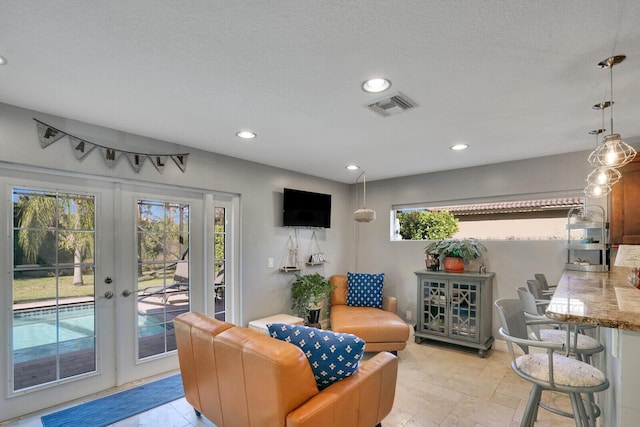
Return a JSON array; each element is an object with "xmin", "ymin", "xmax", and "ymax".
[
  {"xmin": 69, "ymin": 136, "xmax": 96, "ymax": 160},
  {"xmin": 36, "ymin": 121, "xmax": 66, "ymax": 148},
  {"xmin": 171, "ymin": 154, "xmax": 189, "ymax": 173},
  {"xmin": 126, "ymin": 153, "xmax": 147, "ymax": 173},
  {"xmin": 100, "ymin": 147, "xmax": 122, "ymax": 168},
  {"xmin": 151, "ymin": 155, "xmax": 168, "ymax": 174}
]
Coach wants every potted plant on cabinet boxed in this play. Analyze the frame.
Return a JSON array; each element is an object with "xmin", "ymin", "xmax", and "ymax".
[
  {"xmin": 424, "ymin": 238, "xmax": 487, "ymax": 272},
  {"xmin": 291, "ymin": 273, "xmax": 335, "ymax": 326}
]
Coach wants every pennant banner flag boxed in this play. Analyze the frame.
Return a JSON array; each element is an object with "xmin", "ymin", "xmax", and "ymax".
[
  {"xmin": 69, "ymin": 136, "xmax": 97, "ymax": 160},
  {"xmin": 151, "ymin": 155, "xmax": 168, "ymax": 174},
  {"xmin": 100, "ymin": 147, "xmax": 123, "ymax": 168},
  {"xmin": 126, "ymin": 153, "xmax": 147, "ymax": 173},
  {"xmin": 36, "ymin": 121, "xmax": 67, "ymax": 148},
  {"xmin": 171, "ymin": 154, "xmax": 188, "ymax": 172},
  {"xmin": 34, "ymin": 118, "xmax": 189, "ymax": 174}
]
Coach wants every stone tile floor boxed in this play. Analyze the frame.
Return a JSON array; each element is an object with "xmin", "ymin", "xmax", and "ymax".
[{"xmin": 2, "ymin": 330, "xmax": 582, "ymax": 427}]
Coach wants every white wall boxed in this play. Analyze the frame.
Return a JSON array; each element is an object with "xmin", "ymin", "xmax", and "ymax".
[
  {"xmin": 0, "ymin": 102, "xmax": 354, "ymax": 326},
  {"xmin": 354, "ymin": 152, "xmax": 599, "ymax": 341}
]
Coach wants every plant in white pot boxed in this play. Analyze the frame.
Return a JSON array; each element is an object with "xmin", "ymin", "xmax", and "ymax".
[
  {"xmin": 291, "ymin": 273, "xmax": 335, "ymax": 325},
  {"xmin": 424, "ymin": 238, "xmax": 487, "ymax": 272}
]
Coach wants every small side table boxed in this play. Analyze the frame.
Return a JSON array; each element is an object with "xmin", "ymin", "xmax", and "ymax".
[{"xmin": 248, "ymin": 313, "xmax": 304, "ymax": 335}]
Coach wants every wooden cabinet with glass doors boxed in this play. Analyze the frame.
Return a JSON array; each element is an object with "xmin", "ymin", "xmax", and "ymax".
[{"xmin": 414, "ymin": 270, "xmax": 494, "ymax": 357}]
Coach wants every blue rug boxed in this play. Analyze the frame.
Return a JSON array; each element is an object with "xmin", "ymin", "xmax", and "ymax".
[{"xmin": 41, "ymin": 374, "xmax": 184, "ymax": 427}]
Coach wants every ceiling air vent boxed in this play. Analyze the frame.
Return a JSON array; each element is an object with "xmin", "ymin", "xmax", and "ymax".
[{"xmin": 366, "ymin": 92, "xmax": 418, "ymax": 117}]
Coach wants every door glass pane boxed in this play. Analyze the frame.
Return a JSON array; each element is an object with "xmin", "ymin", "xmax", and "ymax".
[
  {"xmin": 12, "ymin": 189, "xmax": 96, "ymax": 391},
  {"xmin": 136, "ymin": 200, "xmax": 190, "ymax": 359},
  {"xmin": 213, "ymin": 207, "xmax": 226, "ymax": 321}
]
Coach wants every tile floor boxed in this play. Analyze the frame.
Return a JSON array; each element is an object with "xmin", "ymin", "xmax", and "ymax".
[{"xmin": 3, "ymin": 331, "xmax": 581, "ymax": 427}]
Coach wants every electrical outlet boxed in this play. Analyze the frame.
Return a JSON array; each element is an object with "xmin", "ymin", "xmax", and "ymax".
[
  {"xmin": 268, "ymin": 257, "xmax": 274, "ymax": 268},
  {"xmin": 406, "ymin": 310, "xmax": 412, "ymax": 321}
]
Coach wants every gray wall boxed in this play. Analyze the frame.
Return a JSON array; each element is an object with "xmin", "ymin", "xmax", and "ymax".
[
  {"xmin": 0, "ymin": 100, "xmax": 614, "ymax": 341},
  {"xmin": 0, "ymin": 102, "xmax": 354, "ymax": 326},
  {"xmin": 354, "ymin": 152, "xmax": 600, "ymax": 340}
]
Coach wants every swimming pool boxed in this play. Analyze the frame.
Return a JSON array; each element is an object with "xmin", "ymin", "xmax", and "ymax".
[{"xmin": 13, "ymin": 304, "xmax": 168, "ymax": 363}]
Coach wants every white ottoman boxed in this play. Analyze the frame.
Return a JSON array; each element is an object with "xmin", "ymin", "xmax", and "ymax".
[{"xmin": 248, "ymin": 314, "xmax": 304, "ymax": 335}]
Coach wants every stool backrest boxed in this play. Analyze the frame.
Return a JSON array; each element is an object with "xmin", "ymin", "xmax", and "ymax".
[
  {"xmin": 517, "ymin": 287, "xmax": 545, "ymax": 316},
  {"xmin": 526, "ymin": 279, "xmax": 549, "ymax": 301},
  {"xmin": 534, "ymin": 273, "xmax": 550, "ymax": 291},
  {"xmin": 494, "ymin": 298, "xmax": 530, "ymax": 355}
]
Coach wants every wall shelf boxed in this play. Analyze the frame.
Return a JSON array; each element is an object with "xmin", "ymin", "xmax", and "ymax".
[{"xmin": 565, "ymin": 205, "xmax": 609, "ymax": 272}]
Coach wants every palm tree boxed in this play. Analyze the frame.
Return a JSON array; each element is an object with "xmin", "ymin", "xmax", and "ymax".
[{"xmin": 16, "ymin": 191, "xmax": 95, "ymax": 286}]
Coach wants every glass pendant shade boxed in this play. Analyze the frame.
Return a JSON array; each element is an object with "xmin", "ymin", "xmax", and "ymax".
[
  {"xmin": 588, "ymin": 133, "xmax": 636, "ymax": 168},
  {"xmin": 584, "ymin": 181, "xmax": 611, "ymax": 198},
  {"xmin": 587, "ymin": 166, "xmax": 621, "ymax": 187}
]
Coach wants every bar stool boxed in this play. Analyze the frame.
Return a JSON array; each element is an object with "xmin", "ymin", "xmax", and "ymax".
[
  {"xmin": 528, "ymin": 278, "xmax": 599, "ymax": 344},
  {"xmin": 495, "ymin": 298, "xmax": 608, "ymax": 427},
  {"xmin": 516, "ymin": 287, "xmax": 604, "ymax": 365},
  {"xmin": 534, "ymin": 273, "xmax": 556, "ymax": 296},
  {"xmin": 526, "ymin": 279, "xmax": 550, "ymax": 302}
]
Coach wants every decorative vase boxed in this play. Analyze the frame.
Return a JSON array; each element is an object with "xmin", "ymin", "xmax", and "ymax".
[
  {"xmin": 307, "ymin": 308, "xmax": 321, "ymax": 325},
  {"xmin": 444, "ymin": 257, "xmax": 465, "ymax": 272}
]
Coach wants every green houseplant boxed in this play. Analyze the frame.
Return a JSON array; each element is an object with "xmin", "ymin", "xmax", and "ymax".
[
  {"xmin": 424, "ymin": 238, "xmax": 487, "ymax": 272},
  {"xmin": 291, "ymin": 273, "xmax": 335, "ymax": 324}
]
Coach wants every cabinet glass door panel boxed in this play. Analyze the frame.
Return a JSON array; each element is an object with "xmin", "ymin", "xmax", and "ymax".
[
  {"xmin": 450, "ymin": 282, "xmax": 478, "ymax": 340},
  {"xmin": 421, "ymin": 280, "xmax": 447, "ymax": 335}
]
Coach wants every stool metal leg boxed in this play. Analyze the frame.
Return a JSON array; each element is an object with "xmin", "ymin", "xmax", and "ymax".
[
  {"xmin": 522, "ymin": 384, "xmax": 542, "ymax": 426},
  {"xmin": 569, "ymin": 393, "xmax": 584, "ymax": 427}
]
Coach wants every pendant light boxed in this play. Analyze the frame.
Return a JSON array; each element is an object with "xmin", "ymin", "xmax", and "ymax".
[
  {"xmin": 584, "ymin": 130, "xmax": 622, "ymax": 198},
  {"xmin": 588, "ymin": 55, "xmax": 636, "ymax": 168},
  {"xmin": 353, "ymin": 171, "xmax": 376, "ymax": 222},
  {"xmin": 585, "ymin": 105, "xmax": 621, "ymax": 198}
]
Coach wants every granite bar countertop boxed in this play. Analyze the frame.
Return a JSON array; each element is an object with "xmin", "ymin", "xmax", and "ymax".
[{"xmin": 545, "ymin": 268, "xmax": 640, "ymax": 331}]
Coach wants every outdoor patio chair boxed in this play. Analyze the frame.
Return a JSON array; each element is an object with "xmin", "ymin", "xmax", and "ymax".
[{"xmin": 138, "ymin": 262, "xmax": 189, "ymax": 303}]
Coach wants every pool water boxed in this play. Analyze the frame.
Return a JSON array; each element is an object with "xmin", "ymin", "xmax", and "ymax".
[{"xmin": 13, "ymin": 304, "xmax": 167, "ymax": 363}]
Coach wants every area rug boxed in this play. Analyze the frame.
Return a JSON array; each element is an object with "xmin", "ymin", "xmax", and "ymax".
[{"xmin": 41, "ymin": 374, "xmax": 184, "ymax": 427}]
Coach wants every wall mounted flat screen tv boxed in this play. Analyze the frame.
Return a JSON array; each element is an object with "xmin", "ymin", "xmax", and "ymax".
[{"xmin": 283, "ymin": 188, "xmax": 331, "ymax": 228}]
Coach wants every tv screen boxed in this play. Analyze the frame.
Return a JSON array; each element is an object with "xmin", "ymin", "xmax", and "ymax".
[{"xmin": 283, "ymin": 188, "xmax": 331, "ymax": 228}]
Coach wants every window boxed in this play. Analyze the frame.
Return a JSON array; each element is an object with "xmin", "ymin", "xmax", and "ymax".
[
  {"xmin": 392, "ymin": 196, "xmax": 585, "ymax": 241},
  {"xmin": 136, "ymin": 199, "xmax": 190, "ymax": 359},
  {"xmin": 212, "ymin": 206, "xmax": 226, "ymax": 321},
  {"xmin": 12, "ymin": 188, "xmax": 97, "ymax": 390}
]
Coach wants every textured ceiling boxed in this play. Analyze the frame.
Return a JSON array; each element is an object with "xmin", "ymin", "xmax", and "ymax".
[{"xmin": 1, "ymin": 1, "xmax": 640, "ymax": 183}]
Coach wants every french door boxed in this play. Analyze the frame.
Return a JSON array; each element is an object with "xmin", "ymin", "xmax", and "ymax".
[{"xmin": 1, "ymin": 170, "xmax": 234, "ymax": 421}]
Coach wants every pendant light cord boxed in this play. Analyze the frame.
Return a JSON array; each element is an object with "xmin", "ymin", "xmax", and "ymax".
[
  {"xmin": 356, "ymin": 171, "xmax": 367, "ymax": 208},
  {"xmin": 609, "ymin": 63, "xmax": 615, "ymax": 135}
]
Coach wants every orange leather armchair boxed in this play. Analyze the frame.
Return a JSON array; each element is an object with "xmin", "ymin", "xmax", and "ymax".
[
  {"xmin": 174, "ymin": 311, "xmax": 398, "ymax": 427},
  {"xmin": 330, "ymin": 274, "xmax": 411, "ymax": 353}
]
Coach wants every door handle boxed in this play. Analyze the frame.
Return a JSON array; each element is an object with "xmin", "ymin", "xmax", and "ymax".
[
  {"xmin": 102, "ymin": 291, "xmax": 114, "ymax": 300},
  {"xmin": 122, "ymin": 289, "xmax": 132, "ymax": 297}
]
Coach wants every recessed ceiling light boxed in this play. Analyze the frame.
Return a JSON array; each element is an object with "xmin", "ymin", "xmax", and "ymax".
[
  {"xmin": 346, "ymin": 164, "xmax": 360, "ymax": 171},
  {"xmin": 450, "ymin": 144, "xmax": 469, "ymax": 151},
  {"xmin": 362, "ymin": 78, "xmax": 391, "ymax": 93},
  {"xmin": 0, "ymin": 55, "xmax": 7, "ymax": 65},
  {"xmin": 236, "ymin": 130, "xmax": 256, "ymax": 139}
]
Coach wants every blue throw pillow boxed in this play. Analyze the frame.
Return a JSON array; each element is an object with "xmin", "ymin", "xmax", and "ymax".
[
  {"xmin": 267, "ymin": 323, "xmax": 365, "ymax": 390},
  {"xmin": 346, "ymin": 272, "xmax": 384, "ymax": 308}
]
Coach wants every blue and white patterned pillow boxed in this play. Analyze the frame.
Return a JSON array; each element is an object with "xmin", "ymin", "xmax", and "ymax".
[
  {"xmin": 267, "ymin": 323, "xmax": 365, "ymax": 390},
  {"xmin": 346, "ymin": 272, "xmax": 384, "ymax": 308}
]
